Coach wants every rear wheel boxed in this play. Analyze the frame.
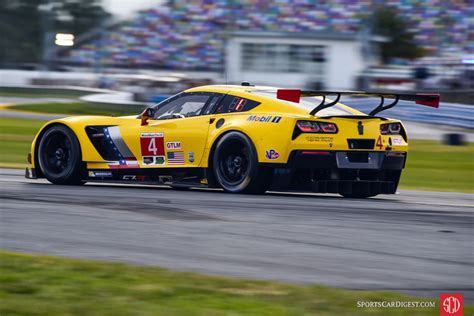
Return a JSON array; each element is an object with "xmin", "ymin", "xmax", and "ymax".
[
  {"xmin": 38, "ymin": 125, "xmax": 85, "ymax": 185},
  {"xmin": 213, "ymin": 132, "xmax": 271, "ymax": 194}
]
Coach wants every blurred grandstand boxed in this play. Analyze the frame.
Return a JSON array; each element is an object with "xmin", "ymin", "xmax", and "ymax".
[
  {"xmin": 1, "ymin": 0, "xmax": 472, "ymax": 102},
  {"xmin": 59, "ymin": 0, "xmax": 472, "ymax": 70}
]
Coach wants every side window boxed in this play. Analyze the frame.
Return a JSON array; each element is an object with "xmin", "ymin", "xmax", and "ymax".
[
  {"xmin": 153, "ymin": 93, "xmax": 211, "ymax": 120},
  {"xmin": 202, "ymin": 94, "xmax": 224, "ymax": 115},
  {"xmin": 214, "ymin": 95, "xmax": 260, "ymax": 114}
]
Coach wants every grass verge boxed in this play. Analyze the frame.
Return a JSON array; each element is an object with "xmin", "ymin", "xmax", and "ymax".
[
  {"xmin": 0, "ymin": 118, "xmax": 472, "ymax": 192},
  {"xmin": 7, "ymin": 102, "xmax": 144, "ymax": 116},
  {"xmin": 0, "ymin": 118, "xmax": 45, "ymax": 168},
  {"xmin": 1, "ymin": 250, "xmax": 460, "ymax": 316},
  {"xmin": 399, "ymin": 140, "xmax": 474, "ymax": 192}
]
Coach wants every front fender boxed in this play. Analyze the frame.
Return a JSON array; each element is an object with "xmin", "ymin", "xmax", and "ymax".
[{"xmin": 31, "ymin": 116, "xmax": 124, "ymax": 170}]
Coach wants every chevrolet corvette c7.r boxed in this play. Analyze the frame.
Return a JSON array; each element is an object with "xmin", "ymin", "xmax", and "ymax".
[{"xmin": 26, "ymin": 84, "xmax": 439, "ymax": 198}]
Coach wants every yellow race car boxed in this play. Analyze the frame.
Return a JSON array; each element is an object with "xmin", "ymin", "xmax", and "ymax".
[{"xmin": 26, "ymin": 83, "xmax": 439, "ymax": 198}]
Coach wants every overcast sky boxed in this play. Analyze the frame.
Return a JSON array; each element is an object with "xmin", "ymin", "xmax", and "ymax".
[{"xmin": 103, "ymin": 0, "xmax": 163, "ymax": 18}]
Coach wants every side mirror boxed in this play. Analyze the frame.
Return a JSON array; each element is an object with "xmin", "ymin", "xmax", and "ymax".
[{"xmin": 140, "ymin": 107, "xmax": 155, "ymax": 126}]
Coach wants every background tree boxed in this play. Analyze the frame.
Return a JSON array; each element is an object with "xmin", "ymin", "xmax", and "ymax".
[
  {"xmin": 0, "ymin": 0, "xmax": 109, "ymax": 66},
  {"xmin": 369, "ymin": 6, "xmax": 425, "ymax": 63}
]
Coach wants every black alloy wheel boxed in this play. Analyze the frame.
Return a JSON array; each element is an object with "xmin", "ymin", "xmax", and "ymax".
[
  {"xmin": 38, "ymin": 125, "xmax": 85, "ymax": 185},
  {"xmin": 213, "ymin": 131, "xmax": 271, "ymax": 194}
]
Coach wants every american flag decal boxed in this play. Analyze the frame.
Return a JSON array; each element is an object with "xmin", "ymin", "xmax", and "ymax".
[
  {"xmin": 167, "ymin": 151, "xmax": 185, "ymax": 165},
  {"xmin": 103, "ymin": 126, "xmax": 139, "ymax": 168}
]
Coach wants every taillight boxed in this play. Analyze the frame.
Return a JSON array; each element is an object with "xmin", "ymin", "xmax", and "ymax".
[
  {"xmin": 320, "ymin": 122, "xmax": 337, "ymax": 133},
  {"xmin": 297, "ymin": 121, "xmax": 321, "ymax": 133},
  {"xmin": 296, "ymin": 121, "xmax": 337, "ymax": 134},
  {"xmin": 293, "ymin": 121, "xmax": 338, "ymax": 139},
  {"xmin": 380, "ymin": 123, "xmax": 401, "ymax": 135}
]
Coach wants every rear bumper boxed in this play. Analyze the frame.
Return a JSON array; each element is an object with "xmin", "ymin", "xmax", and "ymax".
[
  {"xmin": 270, "ymin": 150, "xmax": 406, "ymax": 195},
  {"xmin": 287, "ymin": 150, "xmax": 406, "ymax": 170}
]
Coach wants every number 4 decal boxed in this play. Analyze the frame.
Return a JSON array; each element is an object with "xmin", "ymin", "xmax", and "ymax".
[
  {"xmin": 148, "ymin": 137, "xmax": 158, "ymax": 155},
  {"xmin": 140, "ymin": 133, "xmax": 164, "ymax": 156},
  {"xmin": 376, "ymin": 135, "xmax": 383, "ymax": 149}
]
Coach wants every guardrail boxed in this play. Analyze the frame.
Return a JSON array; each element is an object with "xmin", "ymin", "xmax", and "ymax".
[{"xmin": 343, "ymin": 98, "xmax": 473, "ymax": 129}]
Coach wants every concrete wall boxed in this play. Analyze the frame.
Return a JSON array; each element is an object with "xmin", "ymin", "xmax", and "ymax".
[
  {"xmin": 0, "ymin": 69, "xmax": 223, "ymax": 87},
  {"xmin": 0, "ymin": 70, "xmax": 99, "ymax": 86},
  {"xmin": 226, "ymin": 36, "xmax": 365, "ymax": 90}
]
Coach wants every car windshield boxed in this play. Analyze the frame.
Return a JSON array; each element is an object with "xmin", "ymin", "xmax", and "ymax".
[
  {"xmin": 151, "ymin": 93, "xmax": 211, "ymax": 119},
  {"xmin": 252, "ymin": 91, "xmax": 357, "ymax": 116}
]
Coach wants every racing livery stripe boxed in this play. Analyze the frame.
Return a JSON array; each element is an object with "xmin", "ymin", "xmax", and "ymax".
[
  {"xmin": 103, "ymin": 126, "xmax": 140, "ymax": 168},
  {"xmin": 107, "ymin": 126, "xmax": 135, "ymax": 159}
]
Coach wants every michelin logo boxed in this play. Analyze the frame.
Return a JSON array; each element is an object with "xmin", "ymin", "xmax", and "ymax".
[
  {"xmin": 247, "ymin": 115, "xmax": 281, "ymax": 123},
  {"xmin": 88, "ymin": 171, "xmax": 113, "ymax": 178}
]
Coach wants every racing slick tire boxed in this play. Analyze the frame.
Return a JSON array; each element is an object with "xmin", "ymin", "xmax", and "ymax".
[
  {"xmin": 213, "ymin": 131, "xmax": 272, "ymax": 194},
  {"xmin": 38, "ymin": 125, "xmax": 86, "ymax": 185}
]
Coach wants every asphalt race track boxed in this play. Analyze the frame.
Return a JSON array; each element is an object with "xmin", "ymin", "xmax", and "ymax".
[{"xmin": 1, "ymin": 168, "xmax": 473, "ymax": 300}]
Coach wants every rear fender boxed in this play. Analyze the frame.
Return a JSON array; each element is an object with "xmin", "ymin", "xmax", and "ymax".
[{"xmin": 203, "ymin": 113, "xmax": 295, "ymax": 166}]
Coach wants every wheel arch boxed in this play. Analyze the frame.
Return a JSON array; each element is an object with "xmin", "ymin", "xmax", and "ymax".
[
  {"xmin": 33, "ymin": 122, "xmax": 84, "ymax": 177},
  {"xmin": 206, "ymin": 129, "xmax": 255, "ymax": 188},
  {"xmin": 207, "ymin": 129, "xmax": 255, "ymax": 168}
]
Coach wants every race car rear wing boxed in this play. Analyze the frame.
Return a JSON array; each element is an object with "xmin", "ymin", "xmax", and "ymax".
[{"xmin": 275, "ymin": 89, "xmax": 440, "ymax": 116}]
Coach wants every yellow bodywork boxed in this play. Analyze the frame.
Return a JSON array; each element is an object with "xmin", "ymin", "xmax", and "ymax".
[{"xmin": 30, "ymin": 85, "xmax": 408, "ymax": 172}]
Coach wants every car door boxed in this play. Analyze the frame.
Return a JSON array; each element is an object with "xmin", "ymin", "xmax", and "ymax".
[{"xmin": 133, "ymin": 92, "xmax": 222, "ymax": 168}]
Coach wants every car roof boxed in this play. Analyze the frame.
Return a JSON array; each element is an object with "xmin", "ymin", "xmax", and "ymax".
[
  {"xmin": 186, "ymin": 84, "xmax": 273, "ymax": 94},
  {"xmin": 186, "ymin": 85, "xmax": 363, "ymax": 117}
]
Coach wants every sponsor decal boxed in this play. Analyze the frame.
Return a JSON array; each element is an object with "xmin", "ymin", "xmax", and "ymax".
[
  {"xmin": 265, "ymin": 149, "xmax": 280, "ymax": 160},
  {"xmin": 247, "ymin": 115, "xmax": 281, "ymax": 123},
  {"xmin": 166, "ymin": 141, "xmax": 182, "ymax": 150},
  {"xmin": 142, "ymin": 155, "xmax": 165, "ymax": 165},
  {"xmin": 140, "ymin": 132, "xmax": 166, "ymax": 165},
  {"xmin": 140, "ymin": 133, "xmax": 165, "ymax": 156},
  {"xmin": 391, "ymin": 137, "xmax": 404, "ymax": 145},
  {"xmin": 88, "ymin": 171, "xmax": 113, "ymax": 178},
  {"xmin": 155, "ymin": 156, "xmax": 165, "ymax": 165},
  {"xmin": 188, "ymin": 152, "xmax": 195, "ymax": 163},
  {"xmin": 167, "ymin": 151, "xmax": 185, "ymax": 165},
  {"xmin": 306, "ymin": 136, "xmax": 334, "ymax": 143},
  {"xmin": 141, "ymin": 132, "xmax": 164, "ymax": 138},
  {"xmin": 143, "ymin": 156, "xmax": 154, "ymax": 165},
  {"xmin": 440, "ymin": 293, "xmax": 463, "ymax": 316}
]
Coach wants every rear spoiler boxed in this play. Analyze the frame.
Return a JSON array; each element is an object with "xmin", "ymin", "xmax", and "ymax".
[{"xmin": 275, "ymin": 89, "xmax": 440, "ymax": 116}]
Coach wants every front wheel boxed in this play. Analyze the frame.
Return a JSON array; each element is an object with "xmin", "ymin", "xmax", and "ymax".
[
  {"xmin": 212, "ymin": 131, "xmax": 271, "ymax": 194},
  {"xmin": 38, "ymin": 125, "xmax": 85, "ymax": 185}
]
